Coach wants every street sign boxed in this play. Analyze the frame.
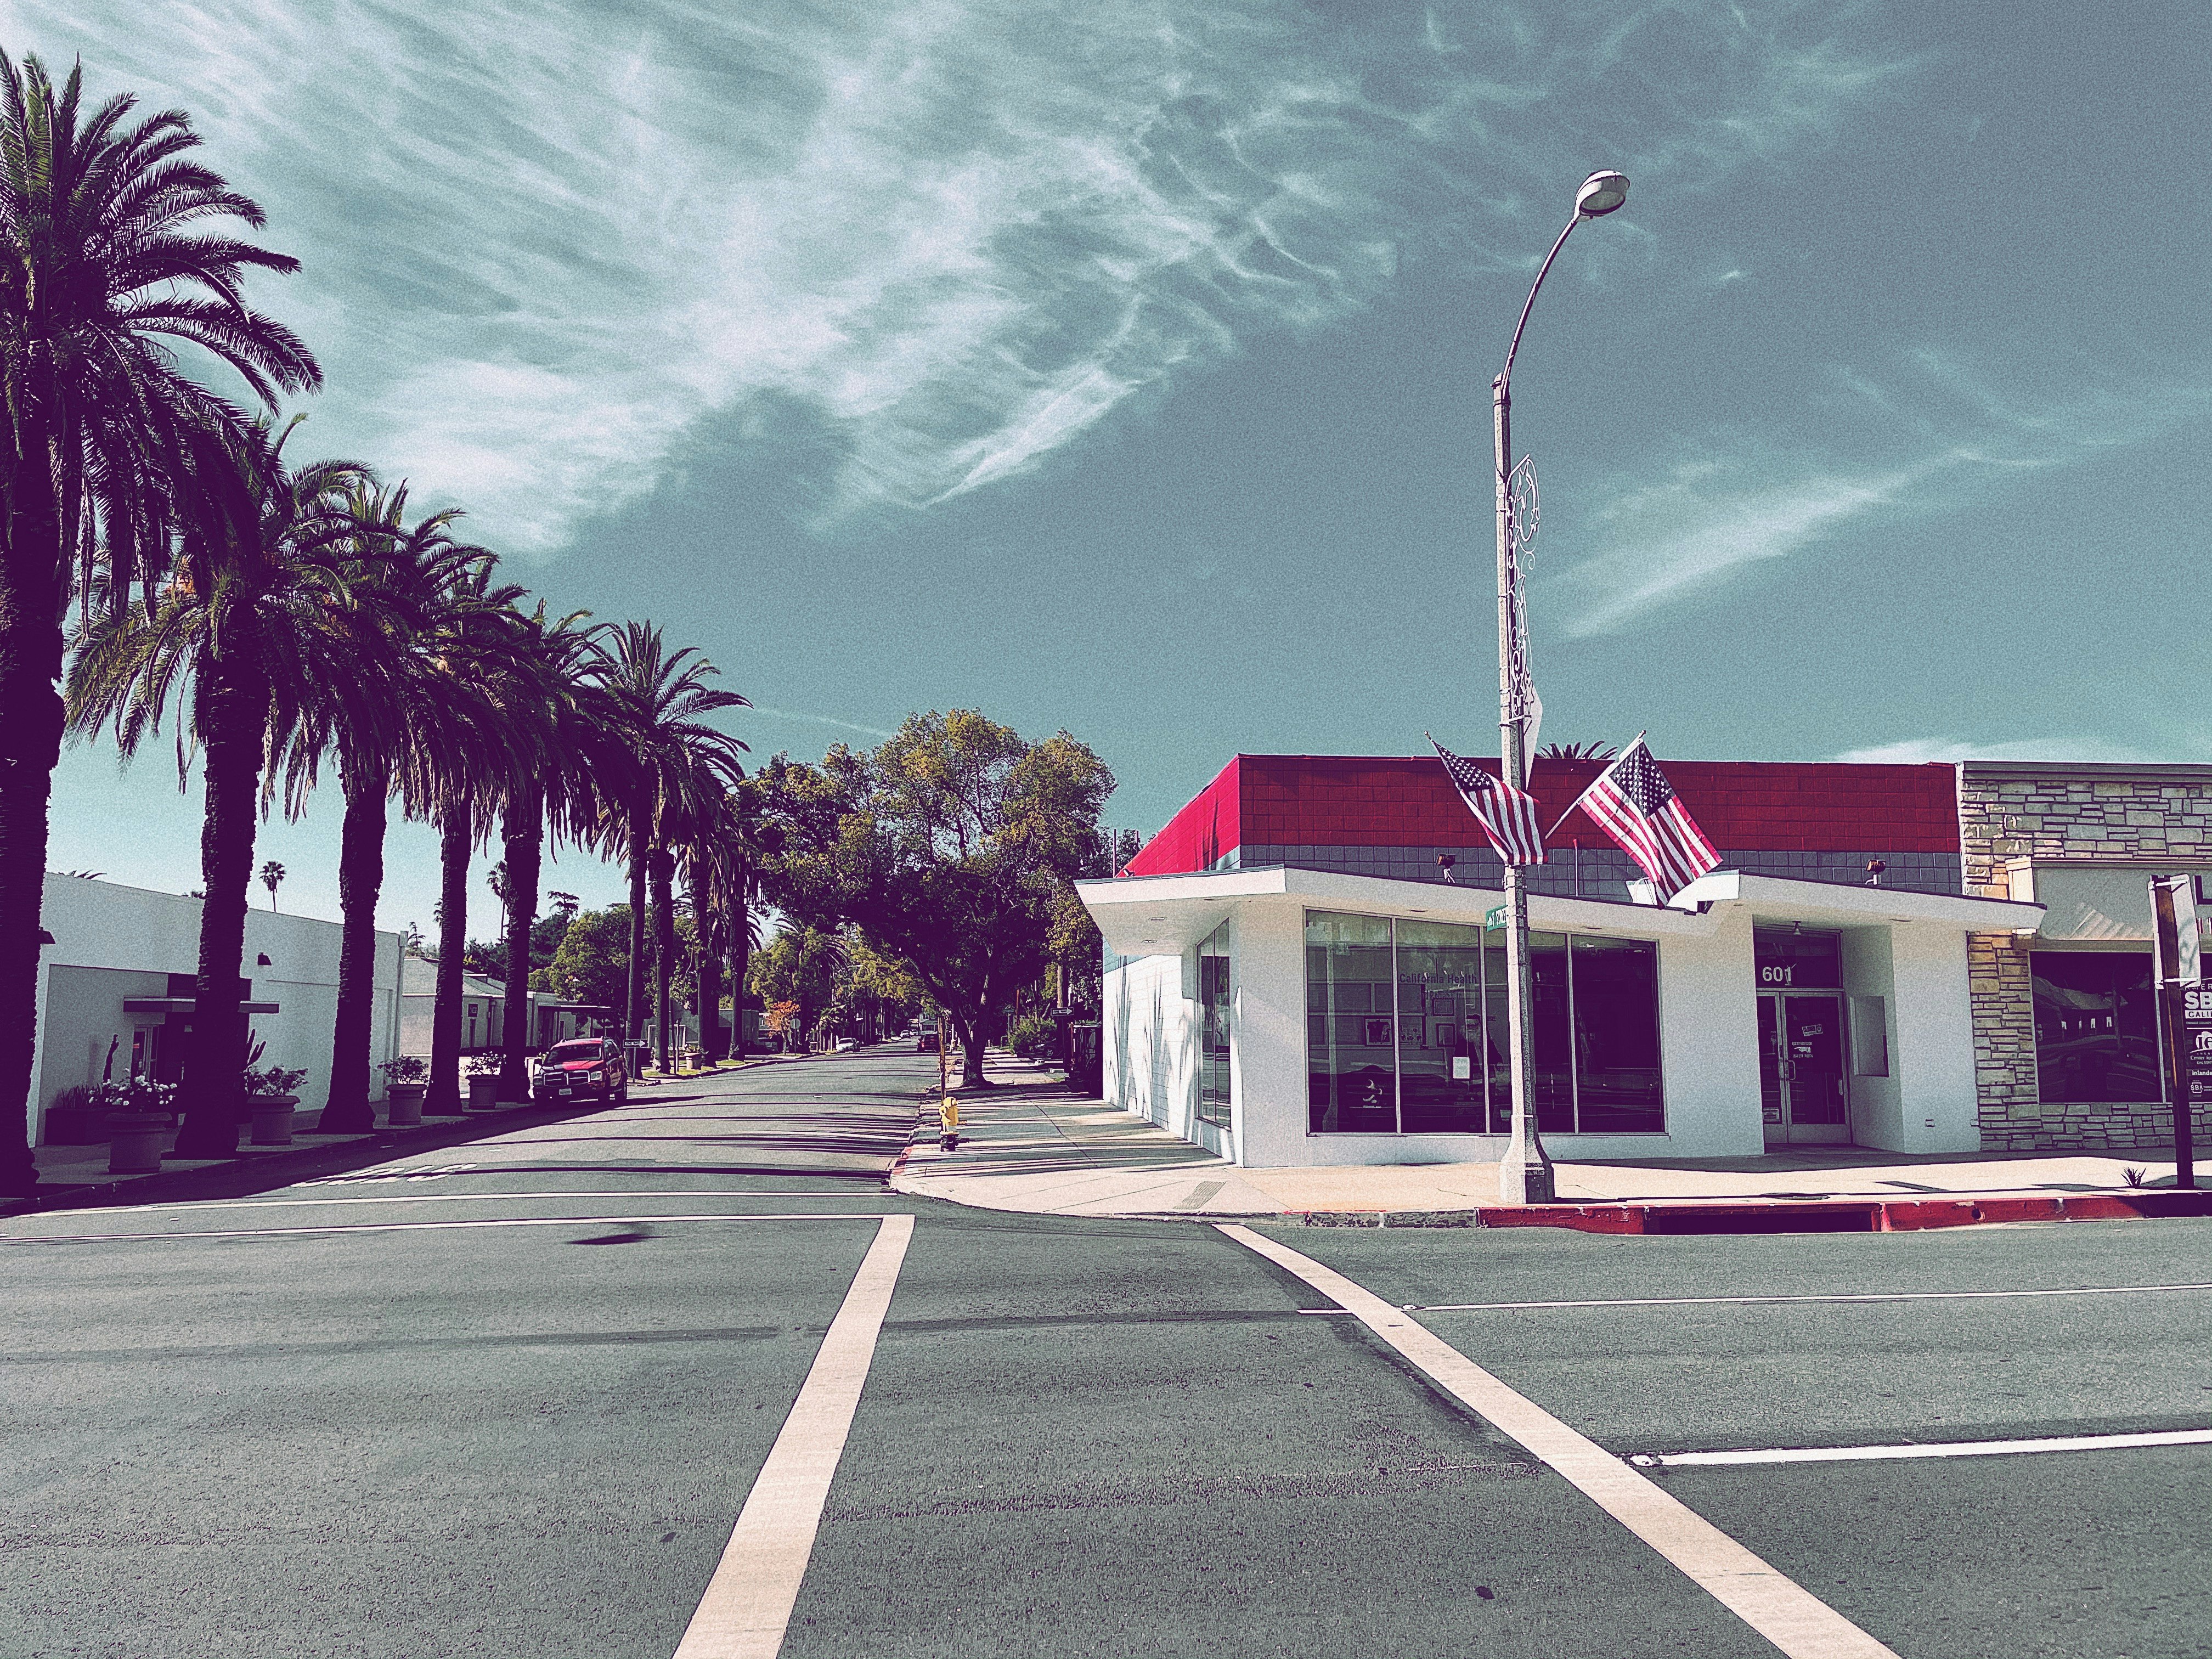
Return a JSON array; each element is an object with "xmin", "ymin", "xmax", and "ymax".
[
  {"xmin": 2150, "ymin": 874, "xmax": 2204, "ymax": 986},
  {"xmin": 1484, "ymin": 905, "xmax": 1507, "ymax": 931}
]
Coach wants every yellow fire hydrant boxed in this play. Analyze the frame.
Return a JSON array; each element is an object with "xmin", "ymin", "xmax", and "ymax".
[{"xmin": 939, "ymin": 1094, "xmax": 959, "ymax": 1150}]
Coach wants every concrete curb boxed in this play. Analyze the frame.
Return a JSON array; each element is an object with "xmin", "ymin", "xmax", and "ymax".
[{"xmin": 1283, "ymin": 1190, "xmax": 2212, "ymax": 1234}]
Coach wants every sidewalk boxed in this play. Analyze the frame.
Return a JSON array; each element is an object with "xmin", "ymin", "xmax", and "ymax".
[
  {"xmin": 891, "ymin": 1053, "xmax": 2212, "ymax": 1233},
  {"xmin": 7, "ymin": 1058, "xmax": 768, "ymax": 1217}
]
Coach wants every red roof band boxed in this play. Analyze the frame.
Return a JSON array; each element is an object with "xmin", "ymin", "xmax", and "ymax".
[{"xmin": 1122, "ymin": 754, "xmax": 1959, "ymax": 878}]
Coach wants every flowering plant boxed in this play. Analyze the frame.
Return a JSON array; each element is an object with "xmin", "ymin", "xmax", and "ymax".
[
  {"xmin": 380, "ymin": 1055, "xmax": 429, "ymax": 1085},
  {"xmin": 463, "ymin": 1053, "xmax": 503, "ymax": 1077},
  {"xmin": 242, "ymin": 1065, "xmax": 308, "ymax": 1101},
  {"xmin": 93, "ymin": 1076, "xmax": 178, "ymax": 1115}
]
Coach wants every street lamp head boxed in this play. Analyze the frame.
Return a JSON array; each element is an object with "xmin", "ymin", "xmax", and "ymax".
[{"xmin": 1575, "ymin": 171, "xmax": 1630, "ymax": 217}]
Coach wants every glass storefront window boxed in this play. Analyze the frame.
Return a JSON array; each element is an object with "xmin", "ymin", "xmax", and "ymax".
[
  {"xmin": 1306, "ymin": 911, "xmax": 1664, "ymax": 1135},
  {"xmin": 1394, "ymin": 921, "xmax": 1486, "ymax": 1133},
  {"xmin": 1198, "ymin": 921, "xmax": 1233, "ymax": 1125},
  {"xmin": 1306, "ymin": 913, "xmax": 1398, "ymax": 1132},
  {"xmin": 1570, "ymin": 935, "xmax": 1665, "ymax": 1133},
  {"xmin": 2032, "ymin": 952, "xmax": 2160, "ymax": 1104}
]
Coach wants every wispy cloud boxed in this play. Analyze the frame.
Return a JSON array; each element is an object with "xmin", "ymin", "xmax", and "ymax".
[
  {"xmin": 1836, "ymin": 736, "xmax": 2168, "ymax": 765},
  {"xmin": 1560, "ymin": 450, "xmax": 1939, "ymax": 637},
  {"xmin": 17, "ymin": 1, "xmax": 1917, "ymax": 550},
  {"xmin": 1559, "ymin": 352, "xmax": 2211, "ymax": 636},
  {"xmin": 749, "ymin": 705, "xmax": 895, "ymax": 741}
]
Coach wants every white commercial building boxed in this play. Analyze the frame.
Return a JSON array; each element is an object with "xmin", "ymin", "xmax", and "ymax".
[
  {"xmin": 1084, "ymin": 863, "xmax": 2034, "ymax": 1167},
  {"xmin": 1067, "ymin": 753, "xmax": 2212, "ymax": 1169}
]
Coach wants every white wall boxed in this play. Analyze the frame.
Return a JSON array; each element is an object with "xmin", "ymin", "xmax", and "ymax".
[
  {"xmin": 1841, "ymin": 926, "xmax": 1905, "ymax": 1148},
  {"xmin": 1887, "ymin": 923, "xmax": 1981, "ymax": 1154},
  {"xmin": 29, "ymin": 876, "xmax": 403, "ymax": 1143},
  {"xmin": 1103, "ymin": 952, "xmax": 1198, "ymax": 1144}
]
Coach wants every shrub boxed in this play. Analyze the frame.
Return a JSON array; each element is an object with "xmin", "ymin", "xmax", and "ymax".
[
  {"xmin": 463, "ymin": 1053, "xmax": 503, "ymax": 1077},
  {"xmin": 1006, "ymin": 1013, "xmax": 1059, "ymax": 1062},
  {"xmin": 380, "ymin": 1054, "xmax": 430, "ymax": 1084},
  {"xmin": 242, "ymin": 1065, "xmax": 308, "ymax": 1100}
]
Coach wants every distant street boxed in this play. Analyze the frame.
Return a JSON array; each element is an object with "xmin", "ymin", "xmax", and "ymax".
[{"xmin": 5, "ymin": 1051, "xmax": 2208, "ymax": 1658}]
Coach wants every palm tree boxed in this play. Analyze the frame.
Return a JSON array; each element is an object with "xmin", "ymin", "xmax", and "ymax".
[
  {"xmin": 281, "ymin": 483, "xmax": 492, "ymax": 1132},
  {"xmin": 0, "ymin": 54, "xmax": 317, "ymax": 1194},
  {"xmin": 68, "ymin": 421, "xmax": 375, "ymax": 1157},
  {"xmin": 592, "ymin": 623, "xmax": 748, "ymax": 1074},
  {"xmin": 259, "ymin": 861, "xmax": 284, "ymax": 912},
  {"xmin": 492, "ymin": 606, "xmax": 623, "ymax": 1101},
  {"xmin": 417, "ymin": 558, "xmax": 540, "ymax": 1115}
]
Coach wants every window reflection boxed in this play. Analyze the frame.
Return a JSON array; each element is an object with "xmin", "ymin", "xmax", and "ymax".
[
  {"xmin": 1198, "ymin": 921, "xmax": 1233, "ymax": 1125},
  {"xmin": 2032, "ymin": 952, "xmax": 2159, "ymax": 1104},
  {"xmin": 1306, "ymin": 913, "xmax": 1398, "ymax": 1132},
  {"xmin": 1306, "ymin": 911, "xmax": 1664, "ymax": 1135}
]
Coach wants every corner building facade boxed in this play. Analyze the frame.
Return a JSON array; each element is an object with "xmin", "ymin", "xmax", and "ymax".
[{"xmin": 1077, "ymin": 755, "xmax": 2212, "ymax": 1167}]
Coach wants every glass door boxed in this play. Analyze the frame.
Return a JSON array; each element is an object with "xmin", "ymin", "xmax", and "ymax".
[{"xmin": 1759, "ymin": 993, "xmax": 1850, "ymax": 1146}]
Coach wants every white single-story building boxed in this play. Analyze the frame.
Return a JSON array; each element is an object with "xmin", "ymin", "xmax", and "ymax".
[
  {"xmin": 395, "ymin": 957, "xmax": 605, "ymax": 1056},
  {"xmin": 28, "ymin": 874, "xmax": 404, "ymax": 1145},
  {"xmin": 1083, "ymin": 754, "xmax": 2212, "ymax": 1167}
]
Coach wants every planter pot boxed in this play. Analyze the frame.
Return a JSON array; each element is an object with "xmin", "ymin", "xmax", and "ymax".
[
  {"xmin": 248, "ymin": 1095, "xmax": 300, "ymax": 1146},
  {"xmin": 106, "ymin": 1110, "xmax": 171, "ymax": 1175},
  {"xmin": 384, "ymin": 1084, "xmax": 426, "ymax": 1127},
  {"xmin": 466, "ymin": 1074, "xmax": 501, "ymax": 1110}
]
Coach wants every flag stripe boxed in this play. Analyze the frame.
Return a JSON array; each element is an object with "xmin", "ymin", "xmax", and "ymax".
[
  {"xmin": 1430, "ymin": 738, "xmax": 1547, "ymax": 866},
  {"xmin": 1576, "ymin": 739, "xmax": 1722, "ymax": 899}
]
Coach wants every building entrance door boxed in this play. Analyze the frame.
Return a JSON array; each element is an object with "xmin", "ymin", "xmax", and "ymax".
[{"xmin": 1759, "ymin": 992, "xmax": 1849, "ymax": 1146}]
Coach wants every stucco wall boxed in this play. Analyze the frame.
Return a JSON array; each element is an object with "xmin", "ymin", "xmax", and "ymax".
[
  {"xmin": 29, "ymin": 876, "xmax": 402, "ymax": 1144},
  {"xmin": 1103, "ymin": 952, "xmax": 1197, "ymax": 1144}
]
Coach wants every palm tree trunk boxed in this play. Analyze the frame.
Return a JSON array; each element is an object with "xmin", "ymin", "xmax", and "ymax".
[
  {"xmin": 319, "ymin": 753, "xmax": 388, "ymax": 1132},
  {"xmin": 0, "ymin": 563, "xmax": 65, "ymax": 1195},
  {"xmin": 427, "ymin": 793, "xmax": 470, "ymax": 1114},
  {"xmin": 692, "ymin": 867, "xmax": 723, "ymax": 1065},
  {"xmin": 176, "ymin": 659, "xmax": 270, "ymax": 1159},
  {"xmin": 650, "ymin": 848, "xmax": 676, "ymax": 1071},
  {"xmin": 728, "ymin": 871, "xmax": 752, "ymax": 1059},
  {"xmin": 696, "ymin": 921, "xmax": 723, "ymax": 1063},
  {"xmin": 496, "ymin": 786, "xmax": 543, "ymax": 1101},
  {"xmin": 625, "ymin": 807, "xmax": 649, "ymax": 1043}
]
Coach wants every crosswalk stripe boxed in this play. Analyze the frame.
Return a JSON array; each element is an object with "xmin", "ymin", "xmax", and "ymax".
[
  {"xmin": 673, "ymin": 1213, "xmax": 915, "ymax": 1658},
  {"xmin": 1220, "ymin": 1223, "xmax": 1900, "ymax": 1659}
]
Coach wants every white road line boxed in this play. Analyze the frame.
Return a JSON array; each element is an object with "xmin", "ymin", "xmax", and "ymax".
[
  {"xmin": 673, "ymin": 1212, "xmax": 915, "ymax": 1659},
  {"xmin": 1410, "ymin": 1281, "xmax": 2212, "ymax": 1313},
  {"xmin": 41, "ymin": 1191, "xmax": 868, "ymax": 1220},
  {"xmin": 0, "ymin": 1214, "xmax": 890, "ymax": 1246},
  {"xmin": 1220, "ymin": 1224, "xmax": 1899, "ymax": 1659},
  {"xmin": 1633, "ymin": 1427, "xmax": 2212, "ymax": 1468}
]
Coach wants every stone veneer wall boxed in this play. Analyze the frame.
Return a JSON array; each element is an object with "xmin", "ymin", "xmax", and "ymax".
[{"xmin": 1960, "ymin": 765, "xmax": 2212, "ymax": 1152}]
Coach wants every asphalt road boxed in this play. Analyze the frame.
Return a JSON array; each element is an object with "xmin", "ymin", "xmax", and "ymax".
[{"xmin": 3, "ymin": 1051, "xmax": 2207, "ymax": 1657}]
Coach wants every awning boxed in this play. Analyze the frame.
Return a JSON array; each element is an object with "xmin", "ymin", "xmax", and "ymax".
[
  {"xmin": 1077, "ymin": 865, "xmax": 2044, "ymax": 957},
  {"xmin": 121, "ymin": 998, "xmax": 280, "ymax": 1014}
]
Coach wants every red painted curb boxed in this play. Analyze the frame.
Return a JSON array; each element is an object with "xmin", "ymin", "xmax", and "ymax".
[{"xmin": 1459, "ymin": 1191, "xmax": 2212, "ymax": 1235}]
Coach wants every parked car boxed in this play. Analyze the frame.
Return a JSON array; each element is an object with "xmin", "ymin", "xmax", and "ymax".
[
  {"xmin": 915, "ymin": 1031, "xmax": 939, "ymax": 1053},
  {"xmin": 532, "ymin": 1037, "xmax": 628, "ymax": 1104}
]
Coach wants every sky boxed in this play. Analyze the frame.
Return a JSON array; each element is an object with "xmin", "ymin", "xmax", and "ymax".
[{"xmin": 18, "ymin": 0, "xmax": 2212, "ymax": 938}]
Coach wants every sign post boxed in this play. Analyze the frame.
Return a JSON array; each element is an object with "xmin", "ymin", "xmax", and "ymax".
[{"xmin": 2148, "ymin": 875, "xmax": 2201, "ymax": 1190}]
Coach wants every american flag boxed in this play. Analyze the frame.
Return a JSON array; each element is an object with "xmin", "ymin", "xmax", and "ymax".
[
  {"xmin": 1429, "ymin": 737, "xmax": 1547, "ymax": 866},
  {"xmin": 1563, "ymin": 737, "xmax": 1721, "ymax": 898}
]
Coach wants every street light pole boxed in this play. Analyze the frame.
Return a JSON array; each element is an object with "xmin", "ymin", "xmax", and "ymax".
[{"xmin": 1494, "ymin": 170, "xmax": 1629, "ymax": 1206}]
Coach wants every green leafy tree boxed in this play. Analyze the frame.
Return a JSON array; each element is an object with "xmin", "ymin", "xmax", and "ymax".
[
  {"xmin": 547, "ymin": 905, "xmax": 631, "ymax": 1023},
  {"xmin": 752, "ymin": 710, "xmax": 1114, "ymax": 1088},
  {"xmin": 748, "ymin": 926, "xmax": 845, "ymax": 1052}
]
